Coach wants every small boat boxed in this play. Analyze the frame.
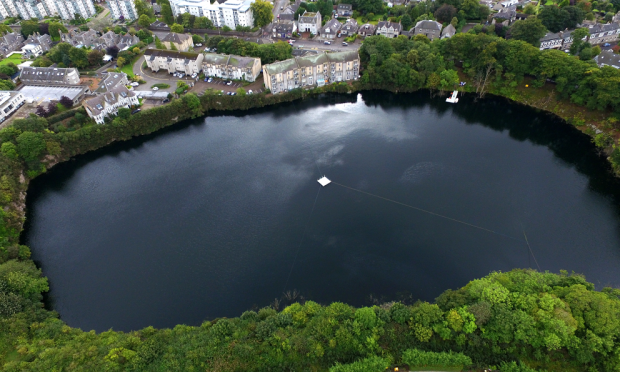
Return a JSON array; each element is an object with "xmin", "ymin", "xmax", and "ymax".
[
  {"xmin": 446, "ymin": 90, "xmax": 459, "ymax": 103},
  {"xmin": 317, "ymin": 176, "xmax": 331, "ymax": 187}
]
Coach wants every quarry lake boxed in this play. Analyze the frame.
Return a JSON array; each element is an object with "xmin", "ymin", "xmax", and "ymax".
[{"xmin": 22, "ymin": 91, "xmax": 620, "ymax": 332}]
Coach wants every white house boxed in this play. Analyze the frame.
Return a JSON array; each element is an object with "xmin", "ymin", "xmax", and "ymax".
[
  {"xmin": 298, "ymin": 11, "xmax": 322, "ymax": 34},
  {"xmin": 0, "ymin": 91, "xmax": 25, "ymax": 123},
  {"xmin": 144, "ymin": 49, "xmax": 204, "ymax": 74},
  {"xmin": 84, "ymin": 85, "xmax": 139, "ymax": 124},
  {"xmin": 202, "ymin": 53, "xmax": 261, "ymax": 81}
]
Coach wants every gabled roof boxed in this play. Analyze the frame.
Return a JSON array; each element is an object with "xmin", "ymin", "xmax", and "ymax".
[
  {"xmin": 161, "ymin": 33, "xmax": 192, "ymax": 44},
  {"xmin": 264, "ymin": 51, "xmax": 358, "ymax": 75},
  {"xmin": 359, "ymin": 23, "xmax": 376, "ymax": 33},
  {"xmin": 540, "ymin": 32, "xmax": 561, "ymax": 42},
  {"xmin": 299, "ymin": 11, "xmax": 320, "ymax": 23},
  {"xmin": 377, "ymin": 21, "xmax": 402, "ymax": 31},
  {"xmin": 414, "ymin": 20, "xmax": 441, "ymax": 31},
  {"xmin": 322, "ymin": 18, "xmax": 343, "ymax": 34},
  {"xmin": 441, "ymin": 24, "xmax": 456, "ymax": 37},
  {"xmin": 594, "ymin": 50, "xmax": 620, "ymax": 68},
  {"xmin": 84, "ymin": 85, "xmax": 136, "ymax": 116}
]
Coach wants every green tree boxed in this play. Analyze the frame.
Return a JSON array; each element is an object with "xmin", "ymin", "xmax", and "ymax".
[
  {"xmin": 69, "ymin": 47, "xmax": 89, "ymax": 68},
  {"xmin": 401, "ymin": 14, "xmax": 413, "ymax": 30},
  {"xmin": 195, "ymin": 16, "xmax": 213, "ymax": 29},
  {"xmin": 155, "ymin": 36, "xmax": 166, "ymax": 49},
  {"xmin": 251, "ymin": 0, "xmax": 273, "ymax": 27},
  {"xmin": 357, "ymin": 0, "xmax": 383, "ymax": 14},
  {"xmin": 440, "ymin": 69, "xmax": 459, "ymax": 88},
  {"xmin": 20, "ymin": 20, "xmax": 39, "ymax": 37},
  {"xmin": 182, "ymin": 93, "xmax": 202, "ymax": 117},
  {"xmin": 117, "ymin": 56, "xmax": 126, "ymax": 67},
  {"xmin": 87, "ymin": 49, "xmax": 105, "ymax": 66},
  {"xmin": 16, "ymin": 131, "xmax": 45, "ymax": 163},
  {"xmin": 236, "ymin": 87, "xmax": 246, "ymax": 96},
  {"xmin": 0, "ymin": 80, "xmax": 15, "ymax": 90},
  {"xmin": 161, "ymin": 3, "xmax": 174, "ymax": 24},
  {"xmin": 48, "ymin": 22, "xmax": 68, "ymax": 39},
  {"xmin": 569, "ymin": 27, "xmax": 589, "ymax": 56},
  {"xmin": 138, "ymin": 14, "xmax": 151, "ymax": 29},
  {"xmin": 435, "ymin": 4, "xmax": 457, "ymax": 23},
  {"xmin": 135, "ymin": 0, "xmax": 154, "ymax": 17},
  {"xmin": 0, "ymin": 142, "xmax": 18, "ymax": 159},
  {"xmin": 117, "ymin": 107, "xmax": 131, "ymax": 120},
  {"xmin": 461, "ymin": 0, "xmax": 481, "ymax": 19},
  {"xmin": 192, "ymin": 34, "xmax": 203, "ymax": 44},
  {"xmin": 523, "ymin": 3, "xmax": 536, "ymax": 14},
  {"xmin": 538, "ymin": 5, "xmax": 569, "ymax": 32},
  {"xmin": 170, "ymin": 23, "xmax": 184, "ymax": 33},
  {"xmin": 510, "ymin": 17, "xmax": 547, "ymax": 47}
]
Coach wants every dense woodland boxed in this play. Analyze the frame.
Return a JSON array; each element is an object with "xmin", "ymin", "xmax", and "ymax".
[{"xmin": 1, "ymin": 33, "xmax": 620, "ymax": 370}]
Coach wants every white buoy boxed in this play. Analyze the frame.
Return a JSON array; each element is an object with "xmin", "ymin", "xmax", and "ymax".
[
  {"xmin": 446, "ymin": 90, "xmax": 459, "ymax": 103},
  {"xmin": 317, "ymin": 176, "xmax": 331, "ymax": 187}
]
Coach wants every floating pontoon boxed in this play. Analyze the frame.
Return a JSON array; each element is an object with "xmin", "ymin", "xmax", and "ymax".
[
  {"xmin": 317, "ymin": 176, "xmax": 331, "ymax": 187},
  {"xmin": 446, "ymin": 90, "xmax": 459, "ymax": 103}
]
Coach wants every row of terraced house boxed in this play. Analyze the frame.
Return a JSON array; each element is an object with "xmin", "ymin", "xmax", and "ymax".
[
  {"xmin": 143, "ymin": 49, "xmax": 360, "ymax": 93},
  {"xmin": 539, "ymin": 21, "xmax": 620, "ymax": 51}
]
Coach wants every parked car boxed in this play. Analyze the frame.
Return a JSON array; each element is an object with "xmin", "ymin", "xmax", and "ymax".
[
  {"xmin": 248, "ymin": 90, "xmax": 253, "ymax": 94},
  {"xmin": 196, "ymin": 43, "xmax": 202, "ymax": 46},
  {"xmin": 208, "ymin": 77, "xmax": 213, "ymax": 83},
  {"xmin": 162, "ymin": 98, "xmax": 169, "ymax": 103},
  {"xmin": 204, "ymin": 78, "xmax": 208, "ymax": 82},
  {"xmin": 231, "ymin": 92, "xmax": 236, "ymax": 95},
  {"xmin": 179, "ymin": 73, "xmax": 185, "ymax": 78},
  {"xmin": 130, "ymin": 82, "xmax": 140, "ymax": 86},
  {"xmin": 131, "ymin": 109, "xmax": 141, "ymax": 114},
  {"xmin": 604, "ymin": 43, "xmax": 611, "ymax": 47},
  {"xmin": 226, "ymin": 91, "xmax": 232, "ymax": 95},
  {"xmin": 226, "ymin": 81, "xmax": 232, "ymax": 85},
  {"xmin": 152, "ymin": 87, "xmax": 159, "ymax": 91},
  {"xmin": 324, "ymin": 41, "xmax": 331, "ymax": 45},
  {"xmin": 342, "ymin": 42, "xmax": 348, "ymax": 46},
  {"xmin": 191, "ymin": 73, "xmax": 197, "ymax": 78}
]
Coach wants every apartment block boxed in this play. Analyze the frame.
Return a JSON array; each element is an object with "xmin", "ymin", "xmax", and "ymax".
[
  {"xmin": 144, "ymin": 49, "xmax": 204, "ymax": 74},
  {"xmin": 107, "ymin": 0, "xmax": 138, "ymax": 20},
  {"xmin": 263, "ymin": 51, "xmax": 359, "ymax": 94},
  {"xmin": 170, "ymin": 0, "xmax": 254, "ymax": 29},
  {"xmin": 202, "ymin": 53, "xmax": 261, "ymax": 82}
]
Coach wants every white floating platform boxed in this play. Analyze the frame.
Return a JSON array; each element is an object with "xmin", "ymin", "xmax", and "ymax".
[
  {"xmin": 446, "ymin": 90, "xmax": 459, "ymax": 103},
  {"xmin": 317, "ymin": 176, "xmax": 331, "ymax": 187}
]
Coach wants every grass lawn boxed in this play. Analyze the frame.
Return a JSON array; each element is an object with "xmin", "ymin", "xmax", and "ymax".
[
  {"xmin": 151, "ymin": 83, "xmax": 170, "ymax": 89},
  {"xmin": 0, "ymin": 54, "xmax": 25, "ymax": 66},
  {"xmin": 355, "ymin": 16, "xmax": 379, "ymax": 25},
  {"xmin": 120, "ymin": 55, "xmax": 141, "ymax": 77}
]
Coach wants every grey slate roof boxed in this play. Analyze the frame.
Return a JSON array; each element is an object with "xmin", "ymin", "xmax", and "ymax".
[
  {"xmin": 19, "ymin": 67, "xmax": 79, "ymax": 85},
  {"xmin": 161, "ymin": 33, "xmax": 191, "ymax": 44},
  {"xmin": 322, "ymin": 18, "xmax": 343, "ymax": 35},
  {"xmin": 84, "ymin": 85, "xmax": 136, "ymax": 116},
  {"xmin": 594, "ymin": 50, "xmax": 620, "ymax": 68},
  {"xmin": 299, "ymin": 11, "xmax": 320, "ymax": 24},
  {"xmin": 342, "ymin": 19, "xmax": 359, "ymax": 33},
  {"xmin": 264, "ymin": 51, "xmax": 359, "ymax": 75},
  {"xmin": 377, "ymin": 21, "xmax": 402, "ymax": 32},
  {"xmin": 414, "ymin": 20, "xmax": 441, "ymax": 31}
]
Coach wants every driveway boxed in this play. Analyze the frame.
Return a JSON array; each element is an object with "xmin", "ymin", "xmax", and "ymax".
[{"xmin": 192, "ymin": 75, "xmax": 265, "ymax": 96}]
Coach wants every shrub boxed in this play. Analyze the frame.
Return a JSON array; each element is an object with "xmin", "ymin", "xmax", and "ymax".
[{"xmin": 401, "ymin": 349, "xmax": 472, "ymax": 368}]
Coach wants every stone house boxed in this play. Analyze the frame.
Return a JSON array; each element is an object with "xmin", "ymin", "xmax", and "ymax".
[
  {"xmin": 263, "ymin": 51, "xmax": 359, "ymax": 93},
  {"xmin": 341, "ymin": 19, "xmax": 359, "ymax": 36},
  {"xmin": 160, "ymin": 33, "xmax": 194, "ymax": 52},
  {"xmin": 144, "ymin": 49, "xmax": 204, "ymax": 74},
  {"xmin": 321, "ymin": 18, "xmax": 343, "ymax": 39},
  {"xmin": 298, "ymin": 11, "xmax": 322, "ymax": 34},
  {"xmin": 584, "ymin": 22, "xmax": 620, "ymax": 45},
  {"xmin": 84, "ymin": 86, "xmax": 139, "ymax": 124},
  {"xmin": 273, "ymin": 21, "xmax": 297, "ymax": 38},
  {"xmin": 96, "ymin": 72, "xmax": 130, "ymax": 93},
  {"xmin": 0, "ymin": 32, "xmax": 24, "ymax": 57},
  {"xmin": 441, "ymin": 24, "xmax": 456, "ymax": 39},
  {"xmin": 539, "ymin": 32, "xmax": 563, "ymax": 50},
  {"xmin": 412, "ymin": 20, "xmax": 442, "ymax": 40},
  {"xmin": 376, "ymin": 21, "xmax": 402, "ymax": 38},
  {"xmin": 21, "ymin": 33, "xmax": 51, "ymax": 58},
  {"xmin": 358, "ymin": 23, "xmax": 376, "ymax": 37},
  {"xmin": 202, "ymin": 53, "xmax": 261, "ymax": 82},
  {"xmin": 60, "ymin": 29, "xmax": 98, "ymax": 48},
  {"xmin": 337, "ymin": 4, "xmax": 352, "ymax": 17}
]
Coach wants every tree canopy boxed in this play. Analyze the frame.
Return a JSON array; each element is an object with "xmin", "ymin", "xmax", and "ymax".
[{"xmin": 250, "ymin": 0, "xmax": 273, "ymax": 27}]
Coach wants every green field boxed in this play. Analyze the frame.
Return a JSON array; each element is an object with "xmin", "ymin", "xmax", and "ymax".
[{"xmin": 0, "ymin": 53, "xmax": 25, "ymax": 66}]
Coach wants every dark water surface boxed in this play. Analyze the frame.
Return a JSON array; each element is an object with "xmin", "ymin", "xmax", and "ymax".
[{"xmin": 22, "ymin": 91, "xmax": 620, "ymax": 332}]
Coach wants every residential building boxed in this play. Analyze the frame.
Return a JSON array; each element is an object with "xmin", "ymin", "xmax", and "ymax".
[
  {"xmin": 321, "ymin": 18, "xmax": 342, "ymax": 39},
  {"xmin": 263, "ymin": 51, "xmax": 359, "ymax": 94},
  {"xmin": 96, "ymin": 72, "xmax": 129, "ymax": 93},
  {"xmin": 336, "ymin": 3, "xmax": 351, "ymax": 17},
  {"xmin": 150, "ymin": 20, "xmax": 170, "ymax": 29},
  {"xmin": 358, "ymin": 23, "xmax": 376, "ymax": 37},
  {"xmin": 19, "ymin": 67, "xmax": 80, "ymax": 85},
  {"xmin": 0, "ymin": 32, "xmax": 23, "ymax": 57},
  {"xmin": 412, "ymin": 20, "xmax": 441, "ymax": 40},
  {"xmin": 161, "ymin": 32, "xmax": 193, "ymax": 51},
  {"xmin": 60, "ymin": 29, "xmax": 98, "ymax": 48},
  {"xmin": 298, "ymin": 11, "xmax": 321, "ymax": 34},
  {"xmin": 97, "ymin": 30, "xmax": 139, "ymax": 50},
  {"xmin": 21, "ymin": 33, "xmax": 51, "ymax": 58},
  {"xmin": 278, "ymin": 4, "xmax": 297, "ymax": 22},
  {"xmin": 0, "ymin": 91, "xmax": 24, "ymax": 123},
  {"xmin": 594, "ymin": 50, "xmax": 620, "ymax": 68},
  {"xmin": 440, "ymin": 24, "xmax": 456, "ymax": 39},
  {"xmin": 202, "ymin": 53, "xmax": 261, "ymax": 81},
  {"xmin": 340, "ymin": 18, "xmax": 358, "ymax": 36},
  {"xmin": 376, "ymin": 21, "xmax": 402, "ymax": 38},
  {"xmin": 144, "ymin": 49, "xmax": 204, "ymax": 74},
  {"xmin": 84, "ymin": 85, "xmax": 139, "ymax": 124},
  {"xmin": 170, "ymin": 0, "xmax": 254, "ymax": 30},
  {"xmin": 46, "ymin": 0, "xmax": 96, "ymax": 20},
  {"xmin": 491, "ymin": 10, "xmax": 516, "ymax": 26},
  {"xmin": 583, "ymin": 22, "xmax": 620, "ymax": 45},
  {"xmin": 539, "ymin": 32, "xmax": 562, "ymax": 50},
  {"xmin": 272, "ymin": 21, "xmax": 296, "ymax": 38},
  {"xmin": 107, "ymin": 0, "xmax": 138, "ymax": 20}
]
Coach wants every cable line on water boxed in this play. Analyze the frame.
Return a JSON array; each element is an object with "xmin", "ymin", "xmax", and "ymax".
[
  {"xmin": 331, "ymin": 181, "xmax": 523, "ymax": 243},
  {"xmin": 522, "ymin": 229, "xmax": 541, "ymax": 271}
]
